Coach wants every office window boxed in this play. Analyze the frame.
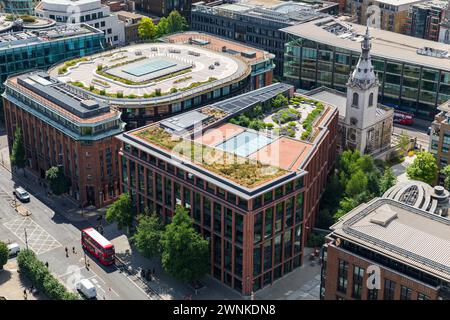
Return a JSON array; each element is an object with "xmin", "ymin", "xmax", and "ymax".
[
  {"xmin": 400, "ymin": 286, "xmax": 412, "ymax": 300},
  {"xmin": 384, "ymin": 279, "xmax": 396, "ymax": 300},
  {"xmin": 417, "ymin": 293, "xmax": 429, "ymax": 300},
  {"xmin": 337, "ymin": 259, "xmax": 348, "ymax": 294},
  {"xmin": 367, "ymin": 288, "xmax": 378, "ymax": 300},
  {"xmin": 352, "ymin": 266, "xmax": 364, "ymax": 299}
]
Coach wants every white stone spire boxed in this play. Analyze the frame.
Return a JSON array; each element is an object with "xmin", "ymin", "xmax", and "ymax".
[{"xmin": 348, "ymin": 27, "xmax": 377, "ymax": 89}]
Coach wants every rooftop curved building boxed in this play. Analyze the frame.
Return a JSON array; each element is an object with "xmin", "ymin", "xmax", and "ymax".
[
  {"xmin": 49, "ymin": 32, "xmax": 275, "ymax": 129},
  {"xmin": 383, "ymin": 179, "xmax": 450, "ymax": 217}
]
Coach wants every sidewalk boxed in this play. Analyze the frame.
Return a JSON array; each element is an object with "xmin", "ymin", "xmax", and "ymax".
[{"xmin": 10, "ymin": 167, "xmax": 104, "ymax": 222}]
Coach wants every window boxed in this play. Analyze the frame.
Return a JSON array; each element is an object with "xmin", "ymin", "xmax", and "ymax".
[
  {"xmin": 368, "ymin": 92, "xmax": 374, "ymax": 106},
  {"xmin": 352, "ymin": 92, "xmax": 359, "ymax": 107},
  {"xmin": 400, "ymin": 286, "xmax": 412, "ymax": 300},
  {"xmin": 337, "ymin": 259, "xmax": 348, "ymax": 294},
  {"xmin": 417, "ymin": 293, "xmax": 429, "ymax": 300},
  {"xmin": 352, "ymin": 266, "xmax": 364, "ymax": 299},
  {"xmin": 367, "ymin": 288, "xmax": 378, "ymax": 300},
  {"xmin": 384, "ymin": 279, "xmax": 396, "ymax": 300}
]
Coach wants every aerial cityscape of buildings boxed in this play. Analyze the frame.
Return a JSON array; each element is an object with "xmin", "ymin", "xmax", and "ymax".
[{"xmin": 0, "ymin": 0, "xmax": 449, "ymax": 305}]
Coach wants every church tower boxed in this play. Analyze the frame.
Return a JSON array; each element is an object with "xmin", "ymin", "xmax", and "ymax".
[
  {"xmin": 344, "ymin": 27, "xmax": 379, "ymax": 154},
  {"xmin": 345, "ymin": 27, "xmax": 379, "ymax": 129}
]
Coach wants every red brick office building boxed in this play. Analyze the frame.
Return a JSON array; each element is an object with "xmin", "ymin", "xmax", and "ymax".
[
  {"xmin": 3, "ymin": 71, "xmax": 125, "ymax": 208},
  {"xmin": 117, "ymin": 83, "xmax": 338, "ymax": 295},
  {"xmin": 321, "ymin": 198, "xmax": 450, "ymax": 300}
]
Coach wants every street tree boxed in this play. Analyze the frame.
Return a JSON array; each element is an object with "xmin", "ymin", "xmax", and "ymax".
[
  {"xmin": 441, "ymin": 165, "xmax": 450, "ymax": 190},
  {"xmin": 0, "ymin": 241, "xmax": 8, "ymax": 270},
  {"xmin": 379, "ymin": 167, "xmax": 397, "ymax": 194},
  {"xmin": 396, "ymin": 132, "xmax": 411, "ymax": 156},
  {"xmin": 45, "ymin": 166, "xmax": 69, "ymax": 195},
  {"xmin": 160, "ymin": 205, "xmax": 209, "ymax": 283},
  {"xmin": 11, "ymin": 127, "xmax": 26, "ymax": 170},
  {"xmin": 131, "ymin": 209, "xmax": 163, "ymax": 258},
  {"xmin": 406, "ymin": 151, "xmax": 438, "ymax": 185},
  {"xmin": 166, "ymin": 10, "xmax": 188, "ymax": 34},
  {"xmin": 345, "ymin": 170, "xmax": 368, "ymax": 197},
  {"xmin": 138, "ymin": 17, "xmax": 157, "ymax": 40},
  {"xmin": 106, "ymin": 193, "xmax": 134, "ymax": 232}
]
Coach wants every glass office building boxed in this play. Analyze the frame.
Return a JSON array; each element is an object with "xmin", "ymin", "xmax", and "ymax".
[
  {"xmin": 282, "ymin": 17, "xmax": 450, "ymax": 120},
  {"xmin": 0, "ymin": 24, "xmax": 105, "ymax": 91}
]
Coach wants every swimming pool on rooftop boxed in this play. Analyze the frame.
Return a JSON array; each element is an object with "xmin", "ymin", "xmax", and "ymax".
[{"xmin": 215, "ymin": 131, "xmax": 273, "ymax": 157}]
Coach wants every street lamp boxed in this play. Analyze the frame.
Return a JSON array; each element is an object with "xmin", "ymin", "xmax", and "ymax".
[{"xmin": 24, "ymin": 228, "xmax": 29, "ymax": 250}]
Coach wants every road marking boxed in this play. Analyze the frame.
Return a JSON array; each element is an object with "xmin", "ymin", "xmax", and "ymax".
[
  {"xmin": 3, "ymin": 217, "xmax": 61, "ymax": 255},
  {"xmin": 57, "ymin": 265, "xmax": 86, "ymax": 278}
]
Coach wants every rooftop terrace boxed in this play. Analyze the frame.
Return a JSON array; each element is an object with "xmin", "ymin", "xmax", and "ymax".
[
  {"xmin": 282, "ymin": 16, "xmax": 450, "ymax": 71},
  {"xmin": 122, "ymin": 83, "xmax": 336, "ymax": 190},
  {"xmin": 49, "ymin": 40, "xmax": 254, "ymax": 103}
]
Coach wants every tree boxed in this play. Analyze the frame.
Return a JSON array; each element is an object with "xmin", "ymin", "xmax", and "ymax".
[
  {"xmin": 271, "ymin": 94, "xmax": 288, "ymax": 110},
  {"xmin": 441, "ymin": 165, "xmax": 450, "ymax": 190},
  {"xmin": 406, "ymin": 151, "xmax": 438, "ymax": 185},
  {"xmin": 0, "ymin": 241, "xmax": 8, "ymax": 270},
  {"xmin": 156, "ymin": 17, "xmax": 169, "ymax": 37},
  {"xmin": 160, "ymin": 205, "xmax": 209, "ymax": 283},
  {"xmin": 11, "ymin": 127, "xmax": 26, "ymax": 170},
  {"xmin": 138, "ymin": 17, "xmax": 157, "ymax": 40},
  {"xmin": 345, "ymin": 170, "xmax": 368, "ymax": 197},
  {"xmin": 166, "ymin": 10, "xmax": 188, "ymax": 34},
  {"xmin": 397, "ymin": 132, "xmax": 411, "ymax": 156},
  {"xmin": 106, "ymin": 193, "xmax": 134, "ymax": 231},
  {"xmin": 379, "ymin": 167, "xmax": 397, "ymax": 194},
  {"xmin": 131, "ymin": 210, "xmax": 163, "ymax": 258},
  {"xmin": 45, "ymin": 166, "xmax": 69, "ymax": 195}
]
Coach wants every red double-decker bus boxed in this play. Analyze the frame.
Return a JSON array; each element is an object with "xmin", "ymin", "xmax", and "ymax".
[
  {"xmin": 393, "ymin": 110, "xmax": 414, "ymax": 125},
  {"xmin": 81, "ymin": 227, "xmax": 115, "ymax": 266}
]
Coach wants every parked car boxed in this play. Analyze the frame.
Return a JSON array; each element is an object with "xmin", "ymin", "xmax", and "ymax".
[
  {"xmin": 7, "ymin": 243, "xmax": 20, "ymax": 256},
  {"xmin": 76, "ymin": 279, "xmax": 97, "ymax": 299},
  {"xmin": 13, "ymin": 187, "xmax": 30, "ymax": 202}
]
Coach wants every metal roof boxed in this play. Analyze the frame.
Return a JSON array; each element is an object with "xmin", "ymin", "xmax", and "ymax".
[
  {"xmin": 17, "ymin": 72, "xmax": 109, "ymax": 119},
  {"xmin": 331, "ymin": 198, "xmax": 450, "ymax": 281},
  {"xmin": 212, "ymin": 82, "xmax": 294, "ymax": 115}
]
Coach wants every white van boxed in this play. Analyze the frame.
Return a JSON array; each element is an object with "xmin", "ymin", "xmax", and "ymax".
[
  {"xmin": 7, "ymin": 243, "xmax": 20, "ymax": 257},
  {"xmin": 76, "ymin": 279, "xmax": 97, "ymax": 299}
]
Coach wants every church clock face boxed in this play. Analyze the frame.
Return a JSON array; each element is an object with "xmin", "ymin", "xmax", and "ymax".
[{"xmin": 350, "ymin": 117, "xmax": 358, "ymax": 126}]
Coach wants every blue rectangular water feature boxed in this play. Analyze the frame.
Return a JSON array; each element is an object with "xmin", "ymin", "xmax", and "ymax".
[
  {"xmin": 215, "ymin": 131, "xmax": 273, "ymax": 157},
  {"xmin": 122, "ymin": 59, "xmax": 177, "ymax": 77}
]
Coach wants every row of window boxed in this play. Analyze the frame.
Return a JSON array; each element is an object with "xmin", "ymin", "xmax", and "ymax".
[
  {"xmin": 337, "ymin": 259, "xmax": 430, "ymax": 300},
  {"xmin": 123, "ymin": 145, "xmax": 304, "ymax": 211}
]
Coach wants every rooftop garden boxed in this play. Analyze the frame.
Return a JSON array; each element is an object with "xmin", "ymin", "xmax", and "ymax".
[
  {"xmin": 134, "ymin": 125, "xmax": 287, "ymax": 188},
  {"xmin": 58, "ymin": 57, "xmax": 89, "ymax": 75},
  {"xmin": 227, "ymin": 93, "xmax": 325, "ymax": 141}
]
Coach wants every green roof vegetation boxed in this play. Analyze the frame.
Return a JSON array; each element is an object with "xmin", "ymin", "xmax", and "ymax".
[
  {"xmin": 58, "ymin": 57, "xmax": 89, "ymax": 75},
  {"xmin": 135, "ymin": 126, "xmax": 288, "ymax": 188}
]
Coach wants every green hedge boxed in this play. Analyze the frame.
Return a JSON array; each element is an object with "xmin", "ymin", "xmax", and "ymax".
[{"xmin": 17, "ymin": 250, "xmax": 79, "ymax": 300}]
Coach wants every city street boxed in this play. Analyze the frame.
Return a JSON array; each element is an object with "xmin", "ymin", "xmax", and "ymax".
[
  {"xmin": 393, "ymin": 120, "xmax": 430, "ymax": 150},
  {"xmin": 0, "ymin": 163, "xmax": 153, "ymax": 300}
]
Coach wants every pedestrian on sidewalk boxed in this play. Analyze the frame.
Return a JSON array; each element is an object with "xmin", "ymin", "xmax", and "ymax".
[
  {"xmin": 45, "ymin": 261, "xmax": 49, "ymax": 268},
  {"xmin": 65, "ymin": 247, "xmax": 68, "ymax": 257},
  {"xmin": 72, "ymin": 246, "xmax": 76, "ymax": 254}
]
